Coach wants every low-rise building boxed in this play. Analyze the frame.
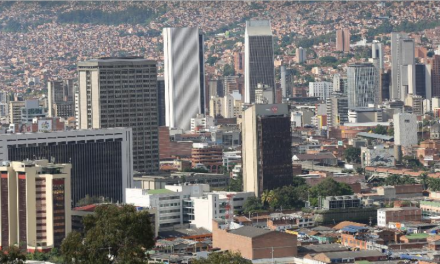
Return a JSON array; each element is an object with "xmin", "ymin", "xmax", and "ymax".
[
  {"xmin": 377, "ymin": 207, "xmax": 422, "ymax": 227},
  {"xmin": 212, "ymin": 220, "xmax": 297, "ymax": 260}
]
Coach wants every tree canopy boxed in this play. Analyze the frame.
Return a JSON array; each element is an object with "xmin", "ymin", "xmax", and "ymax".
[
  {"xmin": 372, "ymin": 124, "xmax": 387, "ymax": 135},
  {"xmin": 344, "ymin": 147, "xmax": 361, "ymax": 163},
  {"xmin": 0, "ymin": 246, "xmax": 26, "ymax": 264},
  {"xmin": 192, "ymin": 251, "xmax": 252, "ymax": 264},
  {"xmin": 61, "ymin": 204, "xmax": 155, "ymax": 264}
]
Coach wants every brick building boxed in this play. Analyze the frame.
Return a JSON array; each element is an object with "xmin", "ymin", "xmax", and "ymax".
[
  {"xmin": 377, "ymin": 207, "xmax": 422, "ymax": 227},
  {"xmin": 191, "ymin": 143, "xmax": 223, "ymax": 173},
  {"xmin": 212, "ymin": 220, "xmax": 297, "ymax": 260}
]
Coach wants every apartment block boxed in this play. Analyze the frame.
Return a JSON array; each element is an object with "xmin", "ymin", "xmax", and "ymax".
[{"xmin": 0, "ymin": 160, "xmax": 71, "ymax": 252}]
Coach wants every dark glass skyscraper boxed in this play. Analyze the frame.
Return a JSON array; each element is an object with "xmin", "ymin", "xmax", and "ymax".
[{"xmin": 244, "ymin": 20, "xmax": 275, "ymax": 104}]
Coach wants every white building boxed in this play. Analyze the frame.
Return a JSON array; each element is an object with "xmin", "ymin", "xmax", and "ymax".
[
  {"xmin": 391, "ymin": 33, "xmax": 415, "ymax": 101},
  {"xmin": 309, "ymin": 82, "xmax": 333, "ymax": 100},
  {"xmin": 163, "ymin": 27, "xmax": 205, "ymax": 130},
  {"xmin": 347, "ymin": 63, "xmax": 379, "ymax": 109},
  {"xmin": 190, "ymin": 114, "xmax": 214, "ymax": 133},
  {"xmin": 291, "ymin": 111, "xmax": 303, "ymax": 127},
  {"xmin": 21, "ymin": 100, "xmax": 46, "ymax": 123},
  {"xmin": 393, "ymin": 113, "xmax": 418, "ymax": 147},
  {"xmin": 190, "ymin": 191, "xmax": 254, "ymax": 231},
  {"xmin": 126, "ymin": 184, "xmax": 253, "ymax": 232},
  {"xmin": 371, "ymin": 40, "xmax": 384, "ymax": 70}
]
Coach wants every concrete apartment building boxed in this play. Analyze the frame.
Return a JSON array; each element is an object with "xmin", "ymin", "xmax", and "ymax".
[
  {"xmin": 77, "ymin": 57, "xmax": 158, "ymax": 174},
  {"xmin": 377, "ymin": 207, "xmax": 422, "ymax": 227},
  {"xmin": 309, "ymin": 82, "xmax": 333, "ymax": 100},
  {"xmin": 212, "ymin": 220, "xmax": 297, "ymax": 260},
  {"xmin": 0, "ymin": 128, "xmax": 133, "ymax": 206},
  {"xmin": 0, "ymin": 160, "xmax": 71, "ymax": 252},
  {"xmin": 242, "ymin": 104, "xmax": 293, "ymax": 197}
]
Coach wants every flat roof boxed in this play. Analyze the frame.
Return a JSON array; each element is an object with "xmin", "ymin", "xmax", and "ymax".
[
  {"xmin": 357, "ymin": 132, "xmax": 393, "ymax": 141},
  {"xmin": 147, "ymin": 189, "xmax": 174, "ymax": 194},
  {"xmin": 228, "ymin": 226, "xmax": 272, "ymax": 238}
]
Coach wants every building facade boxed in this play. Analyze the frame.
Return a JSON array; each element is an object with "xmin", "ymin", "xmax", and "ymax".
[
  {"xmin": 0, "ymin": 128, "xmax": 133, "ymax": 206},
  {"xmin": 0, "ymin": 160, "xmax": 71, "ymax": 252},
  {"xmin": 309, "ymin": 82, "xmax": 333, "ymax": 100},
  {"xmin": 393, "ymin": 113, "xmax": 418, "ymax": 147},
  {"xmin": 77, "ymin": 57, "xmax": 158, "ymax": 174},
  {"xmin": 391, "ymin": 33, "xmax": 415, "ymax": 101},
  {"xmin": 47, "ymin": 79, "xmax": 74, "ymax": 117},
  {"xmin": 336, "ymin": 28, "xmax": 351, "ymax": 53},
  {"xmin": 326, "ymin": 95, "xmax": 348, "ymax": 128},
  {"xmin": 377, "ymin": 207, "xmax": 422, "ymax": 227},
  {"xmin": 163, "ymin": 27, "xmax": 205, "ymax": 130},
  {"xmin": 242, "ymin": 104, "xmax": 293, "ymax": 197},
  {"xmin": 244, "ymin": 20, "xmax": 275, "ymax": 104},
  {"xmin": 347, "ymin": 63, "xmax": 378, "ymax": 109}
]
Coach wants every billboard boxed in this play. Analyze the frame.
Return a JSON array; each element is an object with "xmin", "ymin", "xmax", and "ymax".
[{"xmin": 38, "ymin": 120, "xmax": 52, "ymax": 132}]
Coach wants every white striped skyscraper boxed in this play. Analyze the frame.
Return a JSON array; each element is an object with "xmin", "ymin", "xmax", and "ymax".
[
  {"xmin": 347, "ymin": 63, "xmax": 379, "ymax": 109},
  {"xmin": 163, "ymin": 27, "xmax": 205, "ymax": 130}
]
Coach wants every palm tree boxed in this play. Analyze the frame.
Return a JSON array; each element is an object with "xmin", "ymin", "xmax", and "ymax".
[{"xmin": 420, "ymin": 173, "xmax": 428, "ymax": 190}]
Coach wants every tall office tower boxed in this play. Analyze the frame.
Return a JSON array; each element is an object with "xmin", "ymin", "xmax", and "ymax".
[
  {"xmin": 163, "ymin": 27, "xmax": 205, "ymax": 130},
  {"xmin": 47, "ymin": 80, "xmax": 74, "ymax": 118},
  {"xmin": 394, "ymin": 113, "xmax": 418, "ymax": 147},
  {"xmin": 0, "ymin": 159, "xmax": 71, "ymax": 252},
  {"xmin": 428, "ymin": 55, "xmax": 440, "ymax": 97},
  {"xmin": 347, "ymin": 63, "xmax": 379, "ymax": 109},
  {"xmin": 295, "ymin": 47, "xmax": 307, "ymax": 63},
  {"xmin": 380, "ymin": 70, "xmax": 391, "ymax": 102},
  {"xmin": 157, "ymin": 77, "xmax": 166, "ymax": 126},
  {"xmin": 21, "ymin": 100, "xmax": 47, "ymax": 123},
  {"xmin": 371, "ymin": 40, "xmax": 384, "ymax": 70},
  {"xmin": 242, "ymin": 104, "xmax": 292, "ymax": 197},
  {"xmin": 77, "ymin": 57, "xmax": 158, "ymax": 174},
  {"xmin": 281, "ymin": 67, "xmax": 294, "ymax": 98},
  {"xmin": 244, "ymin": 20, "xmax": 275, "ymax": 104},
  {"xmin": 309, "ymin": 82, "xmax": 333, "ymax": 100},
  {"xmin": 326, "ymin": 95, "xmax": 348, "ymax": 128},
  {"xmin": 0, "ymin": 91, "xmax": 9, "ymax": 118},
  {"xmin": 391, "ymin": 32, "xmax": 415, "ymax": 101},
  {"xmin": 234, "ymin": 51, "xmax": 245, "ymax": 75},
  {"xmin": 415, "ymin": 63, "xmax": 432, "ymax": 99},
  {"xmin": 0, "ymin": 128, "xmax": 133, "ymax": 206},
  {"xmin": 333, "ymin": 73, "xmax": 348, "ymax": 94},
  {"xmin": 336, "ymin": 29, "xmax": 351, "ymax": 53}
]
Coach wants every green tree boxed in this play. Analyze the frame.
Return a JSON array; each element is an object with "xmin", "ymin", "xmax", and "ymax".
[
  {"xmin": 309, "ymin": 178, "xmax": 353, "ymax": 207},
  {"xmin": 428, "ymin": 177, "xmax": 440, "ymax": 191},
  {"xmin": 344, "ymin": 147, "xmax": 361, "ymax": 163},
  {"xmin": 229, "ymin": 173, "xmax": 243, "ymax": 192},
  {"xmin": 192, "ymin": 251, "xmax": 252, "ymax": 264},
  {"xmin": 61, "ymin": 204, "xmax": 155, "ymax": 264},
  {"xmin": 0, "ymin": 246, "xmax": 26, "ymax": 264},
  {"xmin": 372, "ymin": 124, "xmax": 388, "ymax": 135},
  {"xmin": 401, "ymin": 156, "xmax": 423, "ymax": 170},
  {"xmin": 242, "ymin": 196, "xmax": 265, "ymax": 214},
  {"xmin": 223, "ymin": 64, "xmax": 235, "ymax": 76},
  {"xmin": 206, "ymin": 56, "xmax": 219, "ymax": 66},
  {"xmin": 420, "ymin": 173, "xmax": 429, "ymax": 190},
  {"xmin": 382, "ymin": 174, "xmax": 417, "ymax": 186}
]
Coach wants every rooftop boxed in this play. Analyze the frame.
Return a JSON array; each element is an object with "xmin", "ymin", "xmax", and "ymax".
[
  {"xmin": 228, "ymin": 226, "xmax": 272, "ymax": 238},
  {"xmin": 148, "ymin": 189, "xmax": 174, "ymax": 194}
]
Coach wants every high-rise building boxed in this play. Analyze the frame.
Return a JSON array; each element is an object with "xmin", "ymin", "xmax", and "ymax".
[
  {"xmin": 47, "ymin": 80, "xmax": 74, "ymax": 117},
  {"xmin": 244, "ymin": 20, "xmax": 275, "ymax": 104},
  {"xmin": 336, "ymin": 29, "xmax": 351, "ymax": 53},
  {"xmin": 0, "ymin": 159, "xmax": 71, "ymax": 252},
  {"xmin": 428, "ymin": 55, "xmax": 440, "ymax": 98},
  {"xmin": 77, "ymin": 57, "xmax": 158, "ymax": 174},
  {"xmin": 405, "ymin": 94, "xmax": 423, "ymax": 116},
  {"xmin": 296, "ymin": 47, "xmax": 307, "ymax": 63},
  {"xmin": 309, "ymin": 82, "xmax": 333, "ymax": 100},
  {"xmin": 9, "ymin": 101, "xmax": 25, "ymax": 124},
  {"xmin": 393, "ymin": 113, "xmax": 418, "ymax": 147},
  {"xmin": 333, "ymin": 73, "xmax": 348, "ymax": 95},
  {"xmin": 242, "ymin": 104, "xmax": 292, "ymax": 197},
  {"xmin": 234, "ymin": 51, "xmax": 245, "ymax": 75},
  {"xmin": 0, "ymin": 128, "xmax": 133, "ymax": 206},
  {"xmin": 371, "ymin": 40, "xmax": 384, "ymax": 70},
  {"xmin": 380, "ymin": 70, "xmax": 391, "ymax": 102},
  {"xmin": 326, "ymin": 95, "xmax": 348, "ymax": 128},
  {"xmin": 281, "ymin": 66, "xmax": 294, "ymax": 98},
  {"xmin": 391, "ymin": 33, "xmax": 415, "ymax": 101},
  {"xmin": 347, "ymin": 63, "xmax": 379, "ymax": 109},
  {"xmin": 415, "ymin": 63, "xmax": 431, "ymax": 99},
  {"xmin": 157, "ymin": 77, "xmax": 166, "ymax": 126},
  {"xmin": 163, "ymin": 27, "xmax": 205, "ymax": 130},
  {"xmin": 0, "ymin": 91, "xmax": 9, "ymax": 118},
  {"xmin": 20, "ymin": 100, "xmax": 47, "ymax": 124}
]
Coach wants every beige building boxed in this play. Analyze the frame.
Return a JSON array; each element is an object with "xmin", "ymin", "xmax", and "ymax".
[
  {"xmin": 405, "ymin": 94, "xmax": 423, "ymax": 116},
  {"xmin": 77, "ymin": 57, "xmax": 159, "ymax": 173},
  {"xmin": 0, "ymin": 160, "xmax": 71, "ymax": 252},
  {"xmin": 9, "ymin": 101, "xmax": 25, "ymax": 124}
]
